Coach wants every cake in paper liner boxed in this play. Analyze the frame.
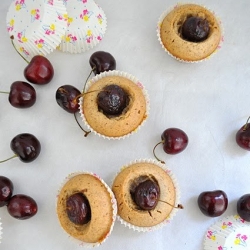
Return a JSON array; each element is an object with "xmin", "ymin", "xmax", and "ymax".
[
  {"xmin": 157, "ymin": 3, "xmax": 223, "ymax": 63},
  {"xmin": 204, "ymin": 214, "xmax": 250, "ymax": 249},
  {"xmin": 79, "ymin": 70, "xmax": 149, "ymax": 140},
  {"xmin": 6, "ymin": 0, "xmax": 67, "ymax": 60},
  {"xmin": 111, "ymin": 159, "xmax": 181, "ymax": 232},
  {"xmin": 56, "ymin": 171, "xmax": 117, "ymax": 247},
  {"xmin": 58, "ymin": 0, "xmax": 107, "ymax": 53}
]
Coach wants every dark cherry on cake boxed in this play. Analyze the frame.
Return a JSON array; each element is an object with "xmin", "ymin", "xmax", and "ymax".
[
  {"xmin": 0, "ymin": 176, "xmax": 14, "ymax": 207},
  {"xmin": 97, "ymin": 84, "xmax": 129, "ymax": 116},
  {"xmin": 7, "ymin": 194, "xmax": 38, "ymax": 220},
  {"xmin": 131, "ymin": 179, "xmax": 160, "ymax": 210},
  {"xmin": 89, "ymin": 51, "xmax": 116, "ymax": 75},
  {"xmin": 66, "ymin": 193, "xmax": 91, "ymax": 225},
  {"xmin": 181, "ymin": 16, "xmax": 210, "ymax": 42}
]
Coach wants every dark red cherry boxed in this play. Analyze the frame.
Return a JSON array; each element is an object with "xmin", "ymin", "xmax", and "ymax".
[
  {"xmin": 236, "ymin": 117, "xmax": 250, "ymax": 151},
  {"xmin": 7, "ymin": 194, "xmax": 38, "ymax": 220},
  {"xmin": 153, "ymin": 128, "xmax": 188, "ymax": 163},
  {"xmin": 97, "ymin": 84, "xmax": 129, "ymax": 116},
  {"xmin": 182, "ymin": 16, "xmax": 210, "ymax": 42},
  {"xmin": 237, "ymin": 194, "xmax": 250, "ymax": 222},
  {"xmin": 66, "ymin": 193, "xmax": 91, "ymax": 225},
  {"xmin": 24, "ymin": 55, "xmax": 54, "ymax": 85},
  {"xmin": 8, "ymin": 81, "xmax": 36, "ymax": 108},
  {"xmin": 197, "ymin": 190, "xmax": 228, "ymax": 217},
  {"xmin": 0, "ymin": 176, "xmax": 14, "ymax": 207},
  {"xmin": 56, "ymin": 85, "xmax": 81, "ymax": 113},
  {"xmin": 89, "ymin": 51, "xmax": 116, "ymax": 75},
  {"xmin": 131, "ymin": 179, "xmax": 160, "ymax": 210},
  {"xmin": 10, "ymin": 133, "xmax": 41, "ymax": 163}
]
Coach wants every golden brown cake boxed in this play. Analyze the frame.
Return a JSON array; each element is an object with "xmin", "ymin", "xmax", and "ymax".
[
  {"xmin": 57, "ymin": 173, "xmax": 116, "ymax": 244},
  {"xmin": 80, "ymin": 71, "xmax": 148, "ymax": 138},
  {"xmin": 158, "ymin": 4, "xmax": 222, "ymax": 62},
  {"xmin": 112, "ymin": 160, "xmax": 179, "ymax": 229}
]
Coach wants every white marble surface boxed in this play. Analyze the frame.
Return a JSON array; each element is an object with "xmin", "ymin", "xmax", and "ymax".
[{"xmin": 0, "ymin": 0, "xmax": 250, "ymax": 250}]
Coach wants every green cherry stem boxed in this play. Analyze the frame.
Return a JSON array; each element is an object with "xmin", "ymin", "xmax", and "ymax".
[
  {"xmin": 83, "ymin": 67, "xmax": 96, "ymax": 93},
  {"xmin": 73, "ymin": 112, "xmax": 91, "ymax": 137},
  {"xmin": 0, "ymin": 154, "xmax": 18, "ymax": 163},
  {"xmin": 10, "ymin": 35, "xmax": 30, "ymax": 64},
  {"xmin": 243, "ymin": 116, "xmax": 250, "ymax": 131},
  {"xmin": 0, "ymin": 91, "xmax": 9, "ymax": 94},
  {"xmin": 153, "ymin": 141, "xmax": 165, "ymax": 164},
  {"xmin": 159, "ymin": 199, "xmax": 184, "ymax": 209}
]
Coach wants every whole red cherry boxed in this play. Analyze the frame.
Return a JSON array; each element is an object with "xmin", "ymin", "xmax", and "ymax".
[{"xmin": 236, "ymin": 117, "xmax": 250, "ymax": 151}]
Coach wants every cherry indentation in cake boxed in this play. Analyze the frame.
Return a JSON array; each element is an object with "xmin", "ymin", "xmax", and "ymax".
[
  {"xmin": 181, "ymin": 16, "xmax": 210, "ymax": 42},
  {"xmin": 66, "ymin": 193, "xmax": 91, "ymax": 225},
  {"xmin": 131, "ymin": 179, "xmax": 160, "ymax": 210},
  {"xmin": 97, "ymin": 84, "xmax": 129, "ymax": 116}
]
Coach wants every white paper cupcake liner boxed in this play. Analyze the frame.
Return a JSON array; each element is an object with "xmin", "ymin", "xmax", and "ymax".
[
  {"xmin": 58, "ymin": 0, "xmax": 107, "ymax": 53},
  {"xmin": 57, "ymin": 171, "xmax": 117, "ymax": 247},
  {"xmin": 79, "ymin": 70, "xmax": 150, "ymax": 140},
  {"xmin": 204, "ymin": 214, "xmax": 250, "ymax": 249},
  {"xmin": 157, "ymin": 3, "xmax": 224, "ymax": 63},
  {"xmin": 6, "ymin": 0, "xmax": 68, "ymax": 60},
  {"xmin": 111, "ymin": 159, "xmax": 181, "ymax": 232}
]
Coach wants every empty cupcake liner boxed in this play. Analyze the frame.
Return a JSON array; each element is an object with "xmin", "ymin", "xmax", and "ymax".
[
  {"xmin": 6, "ymin": 0, "xmax": 68, "ymax": 60},
  {"xmin": 111, "ymin": 159, "xmax": 181, "ymax": 232},
  {"xmin": 58, "ymin": 0, "xmax": 107, "ymax": 53},
  {"xmin": 78, "ymin": 70, "xmax": 150, "ymax": 140},
  {"xmin": 57, "ymin": 171, "xmax": 117, "ymax": 247},
  {"xmin": 157, "ymin": 3, "xmax": 224, "ymax": 63},
  {"xmin": 204, "ymin": 214, "xmax": 250, "ymax": 249}
]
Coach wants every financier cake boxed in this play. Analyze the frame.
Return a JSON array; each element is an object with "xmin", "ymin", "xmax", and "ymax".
[
  {"xmin": 57, "ymin": 173, "xmax": 117, "ymax": 245},
  {"xmin": 158, "ymin": 3, "xmax": 222, "ymax": 62},
  {"xmin": 79, "ymin": 71, "xmax": 148, "ymax": 139},
  {"xmin": 112, "ymin": 159, "xmax": 182, "ymax": 231}
]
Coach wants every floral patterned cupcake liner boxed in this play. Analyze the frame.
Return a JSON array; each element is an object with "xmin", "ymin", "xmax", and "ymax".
[
  {"xmin": 204, "ymin": 214, "xmax": 250, "ymax": 249},
  {"xmin": 79, "ymin": 70, "xmax": 150, "ymax": 140},
  {"xmin": 156, "ymin": 2, "xmax": 224, "ymax": 63},
  {"xmin": 58, "ymin": 0, "xmax": 107, "ymax": 53},
  {"xmin": 6, "ymin": 0, "xmax": 68, "ymax": 60},
  {"xmin": 111, "ymin": 159, "xmax": 181, "ymax": 232},
  {"xmin": 56, "ymin": 171, "xmax": 117, "ymax": 247}
]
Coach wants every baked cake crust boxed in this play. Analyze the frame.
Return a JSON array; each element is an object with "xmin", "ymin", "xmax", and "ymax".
[
  {"xmin": 160, "ymin": 4, "xmax": 222, "ymax": 61},
  {"xmin": 112, "ymin": 162, "xmax": 176, "ymax": 227},
  {"xmin": 82, "ymin": 75, "xmax": 147, "ymax": 137},
  {"xmin": 57, "ymin": 174, "xmax": 114, "ymax": 243}
]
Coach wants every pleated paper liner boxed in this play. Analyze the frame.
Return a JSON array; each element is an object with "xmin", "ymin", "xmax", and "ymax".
[
  {"xmin": 204, "ymin": 214, "xmax": 250, "ymax": 249},
  {"xmin": 79, "ymin": 70, "xmax": 150, "ymax": 140},
  {"xmin": 6, "ymin": 0, "xmax": 67, "ymax": 60},
  {"xmin": 56, "ymin": 171, "xmax": 117, "ymax": 247},
  {"xmin": 58, "ymin": 0, "xmax": 107, "ymax": 53},
  {"xmin": 156, "ymin": 3, "xmax": 224, "ymax": 63},
  {"xmin": 111, "ymin": 159, "xmax": 181, "ymax": 232}
]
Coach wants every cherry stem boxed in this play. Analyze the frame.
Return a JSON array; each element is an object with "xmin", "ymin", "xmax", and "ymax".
[
  {"xmin": 83, "ymin": 67, "xmax": 95, "ymax": 93},
  {"xmin": 159, "ymin": 199, "xmax": 184, "ymax": 209},
  {"xmin": 0, "ymin": 154, "xmax": 18, "ymax": 163},
  {"xmin": 153, "ymin": 141, "xmax": 165, "ymax": 164},
  {"xmin": 73, "ymin": 112, "xmax": 91, "ymax": 137},
  {"xmin": 10, "ymin": 35, "xmax": 30, "ymax": 64},
  {"xmin": 0, "ymin": 91, "xmax": 9, "ymax": 94},
  {"xmin": 243, "ymin": 116, "xmax": 250, "ymax": 131}
]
